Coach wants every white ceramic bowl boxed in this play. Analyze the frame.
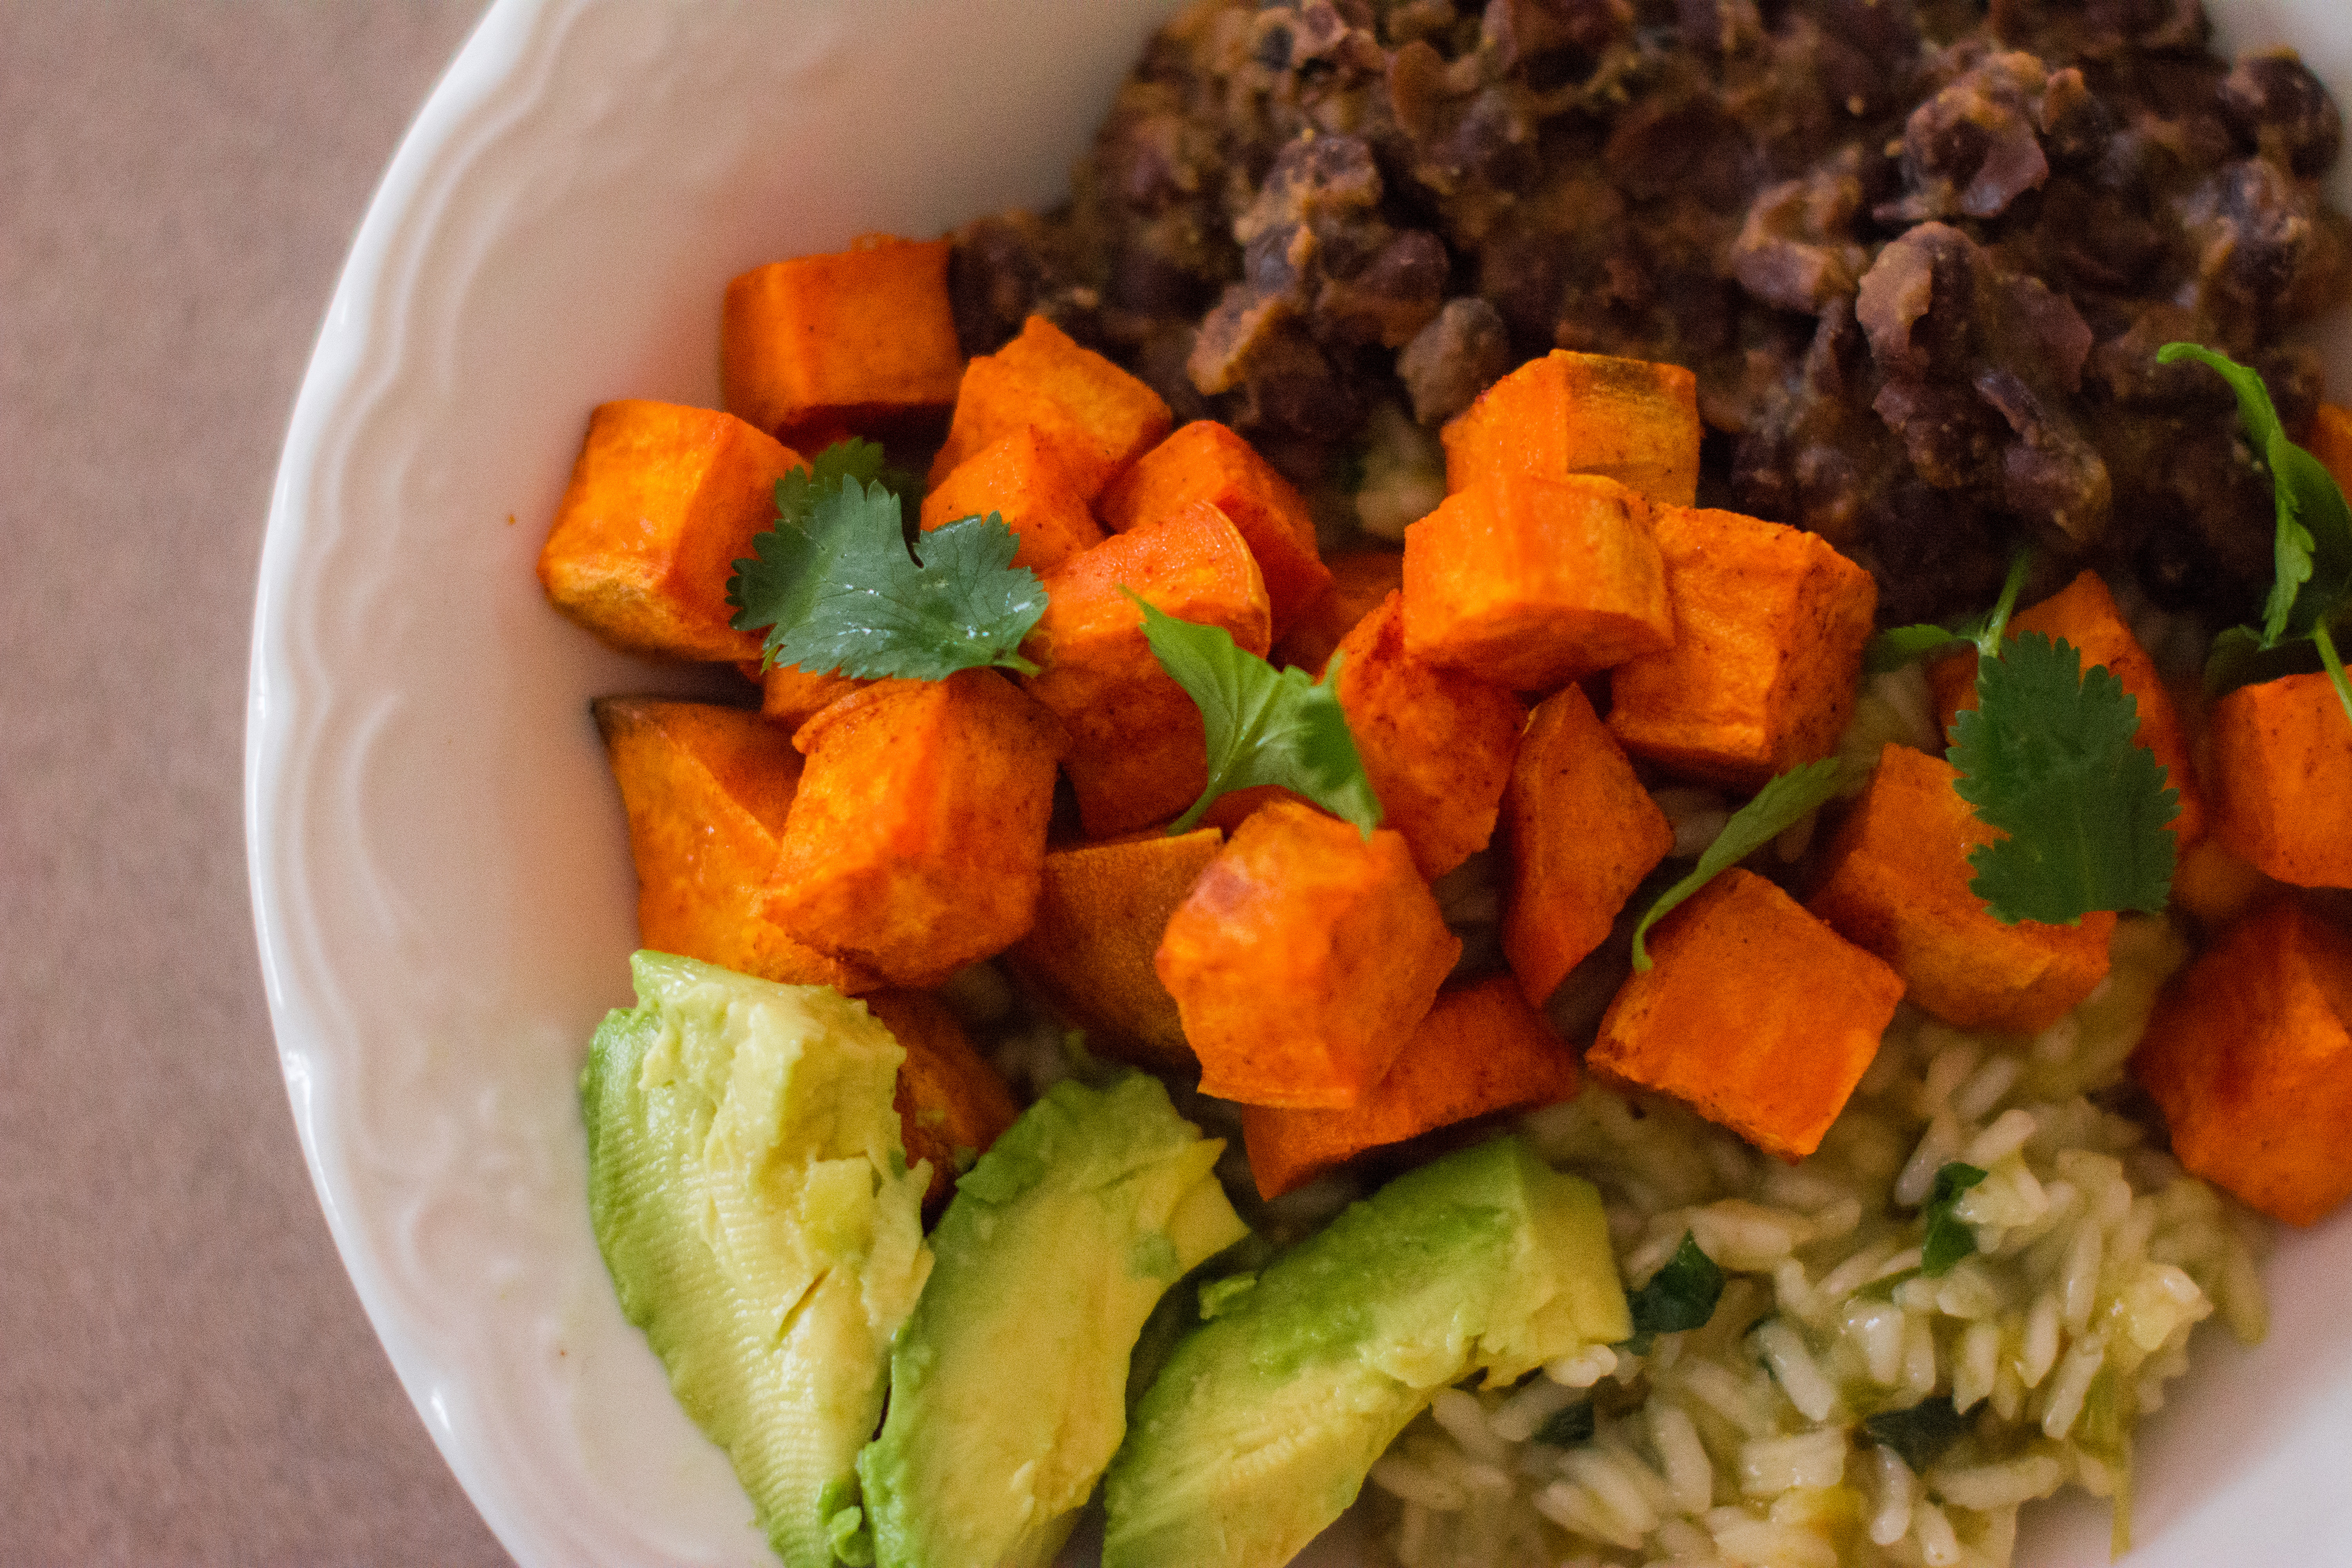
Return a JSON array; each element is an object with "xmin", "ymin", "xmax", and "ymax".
[{"xmin": 248, "ymin": 2, "xmax": 2352, "ymax": 1563}]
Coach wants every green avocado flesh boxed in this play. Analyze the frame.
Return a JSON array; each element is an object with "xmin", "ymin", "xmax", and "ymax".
[
  {"xmin": 581, "ymin": 952, "xmax": 932, "ymax": 1568},
  {"xmin": 1101, "ymin": 1135, "xmax": 1630, "ymax": 1568},
  {"xmin": 856, "ymin": 1073, "xmax": 1248, "ymax": 1568}
]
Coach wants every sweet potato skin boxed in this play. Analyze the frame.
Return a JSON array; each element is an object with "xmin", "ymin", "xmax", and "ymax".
[
  {"xmin": 863, "ymin": 990, "xmax": 1021, "ymax": 1214},
  {"xmin": 1272, "ymin": 548, "xmax": 1403, "ymax": 675},
  {"xmin": 1402, "ymin": 474, "xmax": 1671, "ymax": 692},
  {"xmin": 1240, "ymin": 976, "xmax": 1580, "ymax": 1199},
  {"xmin": 720, "ymin": 234, "xmax": 964, "ymax": 444},
  {"xmin": 1591, "ymin": 869, "xmax": 1904, "ymax": 1161},
  {"xmin": 927, "ymin": 314, "xmax": 1172, "ymax": 499},
  {"xmin": 1331, "ymin": 591, "xmax": 1526, "ymax": 881},
  {"xmin": 2134, "ymin": 896, "xmax": 2352, "ymax": 1225},
  {"xmin": 1501, "ymin": 684, "xmax": 1676, "ymax": 1007},
  {"xmin": 592, "ymin": 697, "xmax": 880, "ymax": 992},
  {"xmin": 1441, "ymin": 349, "xmax": 1702, "ymax": 506},
  {"xmin": 759, "ymin": 671, "xmax": 1065, "ymax": 988},
  {"xmin": 1156, "ymin": 799, "xmax": 1461, "ymax": 1110},
  {"xmin": 919, "ymin": 425, "xmax": 1104, "ymax": 573},
  {"xmin": 538, "ymin": 401, "xmax": 801, "ymax": 662},
  {"xmin": 2207, "ymin": 671, "xmax": 2352, "ymax": 888},
  {"xmin": 1806, "ymin": 743, "xmax": 2116, "ymax": 1034},
  {"xmin": 1606, "ymin": 505, "xmax": 1878, "ymax": 788}
]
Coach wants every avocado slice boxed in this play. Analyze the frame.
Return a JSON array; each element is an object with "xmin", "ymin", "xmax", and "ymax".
[
  {"xmin": 1100, "ymin": 1135, "xmax": 1630, "ymax": 1568},
  {"xmin": 581, "ymin": 952, "xmax": 933, "ymax": 1568},
  {"xmin": 856, "ymin": 1073, "xmax": 1249, "ymax": 1568}
]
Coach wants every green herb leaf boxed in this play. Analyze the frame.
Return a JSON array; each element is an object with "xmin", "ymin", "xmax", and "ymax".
[
  {"xmin": 1532, "ymin": 1400, "xmax": 1596, "ymax": 1448},
  {"xmin": 1130, "ymin": 593, "xmax": 1383, "ymax": 836},
  {"xmin": 1919, "ymin": 1161, "xmax": 1988, "ymax": 1277},
  {"xmin": 1626, "ymin": 1232, "xmax": 1727, "ymax": 1336},
  {"xmin": 1948, "ymin": 632, "xmax": 2178, "ymax": 924},
  {"xmin": 1630, "ymin": 757, "xmax": 1851, "ymax": 971},
  {"xmin": 1862, "ymin": 1396, "xmax": 1970, "ymax": 1473},
  {"xmin": 1864, "ymin": 624, "xmax": 1975, "ymax": 674}
]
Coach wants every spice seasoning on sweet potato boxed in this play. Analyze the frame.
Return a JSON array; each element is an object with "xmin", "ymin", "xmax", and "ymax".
[
  {"xmin": 919, "ymin": 425, "xmax": 1104, "ymax": 573},
  {"xmin": 757, "ymin": 660, "xmax": 870, "ymax": 732},
  {"xmin": 1501, "ymin": 685, "xmax": 1675, "ymax": 1009},
  {"xmin": 2134, "ymin": 896, "xmax": 2352, "ymax": 1226},
  {"xmin": 1401, "ymin": 474, "xmax": 1672, "ymax": 691},
  {"xmin": 927, "ymin": 314, "xmax": 1172, "ymax": 499},
  {"xmin": 2168, "ymin": 833, "xmax": 2281, "ymax": 935},
  {"xmin": 1006, "ymin": 828, "xmax": 1225, "ymax": 1072},
  {"xmin": 591, "ymin": 697, "xmax": 880, "ymax": 993},
  {"xmin": 1590, "ymin": 868, "xmax": 1903, "ymax": 1162},
  {"xmin": 1606, "ymin": 505, "xmax": 1877, "ymax": 789},
  {"xmin": 1329, "ymin": 591, "xmax": 1524, "ymax": 881},
  {"xmin": 720, "ymin": 234, "xmax": 964, "ymax": 446},
  {"xmin": 758, "ymin": 670, "xmax": 1065, "ymax": 989},
  {"xmin": 1441, "ymin": 349, "xmax": 1702, "ymax": 507},
  {"xmin": 1808, "ymin": 743, "xmax": 2116, "ymax": 1034},
  {"xmin": 1156, "ymin": 798, "xmax": 1460, "ymax": 1111},
  {"xmin": 1022, "ymin": 501, "xmax": 1272, "ymax": 838},
  {"xmin": 2206, "ymin": 671, "xmax": 2352, "ymax": 889},
  {"xmin": 1239, "ymin": 976, "xmax": 1580, "ymax": 1199},
  {"xmin": 538, "ymin": 401, "xmax": 802, "ymax": 662},
  {"xmin": 1097, "ymin": 420, "xmax": 1334, "ymax": 639},
  {"xmin": 863, "ymin": 989, "xmax": 1022, "ymax": 1214},
  {"xmin": 1272, "ymin": 547, "xmax": 1403, "ymax": 675}
]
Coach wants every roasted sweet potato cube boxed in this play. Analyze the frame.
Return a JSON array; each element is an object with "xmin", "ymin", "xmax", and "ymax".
[
  {"xmin": 1273, "ymin": 547, "xmax": 1403, "ymax": 674},
  {"xmin": 927, "ymin": 315, "xmax": 1172, "ymax": 499},
  {"xmin": 538, "ymin": 401, "xmax": 802, "ymax": 662},
  {"xmin": 1007, "ymin": 828, "xmax": 1226, "ymax": 1071},
  {"xmin": 1929, "ymin": 571, "xmax": 2204, "ymax": 845},
  {"xmin": 1241, "ymin": 977, "xmax": 1581, "ymax": 1199},
  {"xmin": 758, "ymin": 660, "xmax": 869, "ymax": 731},
  {"xmin": 1606, "ymin": 505, "xmax": 1878, "ymax": 788},
  {"xmin": 1331, "ymin": 591, "xmax": 1525, "ymax": 880},
  {"xmin": 2169, "ymin": 833, "xmax": 2281, "ymax": 935},
  {"xmin": 1591, "ymin": 869, "xmax": 1903, "ymax": 1161},
  {"xmin": 1401, "ymin": 474, "xmax": 1672, "ymax": 691},
  {"xmin": 1098, "ymin": 421, "xmax": 1334, "ymax": 639},
  {"xmin": 2134, "ymin": 896, "xmax": 2352, "ymax": 1225},
  {"xmin": 592, "ymin": 697, "xmax": 880, "ymax": 992},
  {"xmin": 919, "ymin": 425, "xmax": 1104, "ymax": 573},
  {"xmin": 1807, "ymin": 743, "xmax": 2116, "ymax": 1034},
  {"xmin": 1441, "ymin": 349, "xmax": 1701, "ymax": 506},
  {"xmin": 2307, "ymin": 402, "xmax": 2352, "ymax": 495},
  {"xmin": 1023, "ymin": 502, "xmax": 1272, "ymax": 838},
  {"xmin": 2207, "ymin": 671, "xmax": 2352, "ymax": 888},
  {"xmin": 1157, "ymin": 799, "xmax": 1461, "ymax": 1110},
  {"xmin": 759, "ymin": 671, "xmax": 1065, "ymax": 987},
  {"xmin": 721, "ymin": 234, "xmax": 963, "ymax": 444},
  {"xmin": 1502, "ymin": 685, "xmax": 1676, "ymax": 1007},
  {"xmin": 863, "ymin": 990, "xmax": 1021, "ymax": 1214}
]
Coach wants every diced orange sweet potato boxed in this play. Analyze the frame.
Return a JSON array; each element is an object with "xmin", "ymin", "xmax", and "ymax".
[
  {"xmin": 1441, "ymin": 349, "xmax": 1701, "ymax": 506},
  {"xmin": 538, "ymin": 401, "xmax": 803, "ymax": 662},
  {"xmin": 759, "ymin": 670, "xmax": 1065, "ymax": 987},
  {"xmin": 1606, "ymin": 505, "xmax": 1878, "ymax": 788},
  {"xmin": 591, "ymin": 697, "xmax": 880, "ymax": 993},
  {"xmin": 863, "ymin": 990, "xmax": 1021, "ymax": 1214},
  {"xmin": 2207, "ymin": 671, "xmax": 2352, "ymax": 888},
  {"xmin": 2307, "ymin": 402, "xmax": 2352, "ymax": 495},
  {"xmin": 720, "ymin": 234, "xmax": 964, "ymax": 445},
  {"xmin": 1807, "ymin": 743, "xmax": 2116, "ymax": 1034},
  {"xmin": 2169, "ymin": 832, "xmax": 2281, "ymax": 935},
  {"xmin": 1591, "ymin": 868, "xmax": 1904, "ymax": 1161},
  {"xmin": 1401, "ymin": 474, "xmax": 1672, "ymax": 691},
  {"xmin": 927, "ymin": 315, "xmax": 1173, "ymax": 499},
  {"xmin": 1023, "ymin": 502, "xmax": 1273, "ymax": 838},
  {"xmin": 1006, "ymin": 828, "xmax": 1226, "ymax": 1071},
  {"xmin": 1240, "ymin": 977, "xmax": 1581, "ymax": 1199},
  {"xmin": 1272, "ymin": 548, "xmax": 1403, "ymax": 674},
  {"xmin": 2134, "ymin": 896, "xmax": 2352, "ymax": 1225},
  {"xmin": 1502, "ymin": 685, "xmax": 1676, "ymax": 1007},
  {"xmin": 919, "ymin": 425, "xmax": 1104, "ymax": 573},
  {"xmin": 1157, "ymin": 798, "xmax": 1461, "ymax": 1110},
  {"xmin": 758, "ymin": 660, "xmax": 870, "ymax": 731},
  {"xmin": 1928, "ymin": 571, "xmax": 2204, "ymax": 846},
  {"xmin": 1098, "ymin": 421, "xmax": 1334, "ymax": 639},
  {"xmin": 1329, "ymin": 591, "xmax": 1525, "ymax": 880}
]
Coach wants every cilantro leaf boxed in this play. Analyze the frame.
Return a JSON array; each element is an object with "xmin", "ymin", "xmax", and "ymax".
[
  {"xmin": 1129, "ymin": 593, "xmax": 1383, "ymax": 836},
  {"xmin": 1532, "ymin": 1401, "xmax": 1596, "ymax": 1448},
  {"xmin": 1625, "ymin": 1232, "xmax": 1726, "ymax": 1336},
  {"xmin": 728, "ymin": 455, "xmax": 1046, "ymax": 680},
  {"xmin": 1920, "ymin": 1161, "xmax": 1988, "ymax": 1276},
  {"xmin": 1863, "ymin": 1396, "xmax": 1969, "ymax": 1472},
  {"xmin": 1864, "ymin": 623, "xmax": 1974, "ymax": 675},
  {"xmin": 1630, "ymin": 757, "xmax": 1851, "ymax": 971},
  {"xmin": 1949, "ymin": 632, "xmax": 2177, "ymax": 924}
]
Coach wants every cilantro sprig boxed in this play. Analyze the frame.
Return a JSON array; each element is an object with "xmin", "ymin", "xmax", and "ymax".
[
  {"xmin": 1919, "ymin": 1161, "xmax": 1988, "ymax": 1276},
  {"xmin": 727, "ymin": 440, "xmax": 1047, "ymax": 681},
  {"xmin": 1129, "ymin": 595, "xmax": 1383, "ymax": 837},
  {"xmin": 1630, "ymin": 757, "xmax": 1852, "ymax": 971}
]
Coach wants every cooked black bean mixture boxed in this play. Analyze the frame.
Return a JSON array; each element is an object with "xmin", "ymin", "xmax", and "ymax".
[{"xmin": 947, "ymin": 0, "xmax": 2350, "ymax": 629}]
